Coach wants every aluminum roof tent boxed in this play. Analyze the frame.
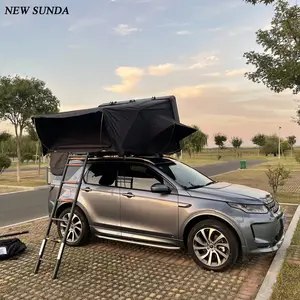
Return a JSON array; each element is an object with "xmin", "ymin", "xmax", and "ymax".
[{"xmin": 32, "ymin": 95, "xmax": 196, "ymax": 157}]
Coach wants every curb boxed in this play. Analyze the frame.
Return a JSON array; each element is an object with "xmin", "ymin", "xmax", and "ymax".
[
  {"xmin": 0, "ymin": 216, "xmax": 48, "ymax": 230},
  {"xmin": 255, "ymin": 204, "xmax": 300, "ymax": 300},
  {"xmin": 0, "ymin": 185, "xmax": 49, "ymax": 196}
]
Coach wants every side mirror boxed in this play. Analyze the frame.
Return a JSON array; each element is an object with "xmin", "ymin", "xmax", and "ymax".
[{"xmin": 151, "ymin": 183, "xmax": 170, "ymax": 194}]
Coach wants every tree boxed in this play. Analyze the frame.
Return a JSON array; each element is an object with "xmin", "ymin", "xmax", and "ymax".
[
  {"xmin": 231, "ymin": 137, "xmax": 243, "ymax": 157},
  {"xmin": 265, "ymin": 164, "xmax": 290, "ymax": 196},
  {"xmin": 244, "ymin": 0, "xmax": 276, "ymax": 4},
  {"xmin": 262, "ymin": 134, "xmax": 284, "ymax": 156},
  {"xmin": 0, "ymin": 75, "xmax": 60, "ymax": 182},
  {"xmin": 214, "ymin": 133, "xmax": 227, "ymax": 156},
  {"xmin": 287, "ymin": 135, "xmax": 296, "ymax": 156},
  {"xmin": 0, "ymin": 131, "xmax": 12, "ymax": 154},
  {"xmin": 0, "ymin": 154, "xmax": 11, "ymax": 174},
  {"xmin": 280, "ymin": 140, "xmax": 290, "ymax": 157},
  {"xmin": 182, "ymin": 125, "xmax": 208, "ymax": 157},
  {"xmin": 26, "ymin": 121, "xmax": 42, "ymax": 174},
  {"xmin": 243, "ymin": 0, "xmax": 300, "ymax": 95},
  {"xmin": 251, "ymin": 133, "xmax": 266, "ymax": 155}
]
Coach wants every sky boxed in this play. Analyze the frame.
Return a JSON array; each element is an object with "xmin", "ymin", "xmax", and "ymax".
[{"xmin": 0, "ymin": 0, "xmax": 299, "ymax": 147}]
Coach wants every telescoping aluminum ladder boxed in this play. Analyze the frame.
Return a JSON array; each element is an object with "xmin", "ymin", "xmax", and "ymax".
[{"xmin": 34, "ymin": 152, "xmax": 89, "ymax": 279}]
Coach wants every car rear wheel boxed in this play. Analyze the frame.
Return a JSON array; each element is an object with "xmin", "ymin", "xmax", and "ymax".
[
  {"xmin": 187, "ymin": 219, "xmax": 239, "ymax": 272},
  {"xmin": 57, "ymin": 207, "xmax": 90, "ymax": 246}
]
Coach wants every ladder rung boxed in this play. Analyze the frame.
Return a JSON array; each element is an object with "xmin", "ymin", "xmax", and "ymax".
[
  {"xmin": 69, "ymin": 157, "xmax": 86, "ymax": 161},
  {"xmin": 62, "ymin": 181, "xmax": 78, "ymax": 184},
  {"xmin": 46, "ymin": 237, "xmax": 62, "ymax": 243},
  {"xmin": 51, "ymin": 218, "xmax": 67, "ymax": 222},
  {"xmin": 66, "ymin": 163, "xmax": 83, "ymax": 167},
  {"xmin": 59, "ymin": 199, "xmax": 73, "ymax": 203}
]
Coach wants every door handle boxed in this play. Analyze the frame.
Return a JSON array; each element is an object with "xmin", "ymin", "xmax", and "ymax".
[
  {"xmin": 82, "ymin": 187, "xmax": 92, "ymax": 192},
  {"xmin": 178, "ymin": 203, "xmax": 191, "ymax": 208},
  {"xmin": 122, "ymin": 192, "xmax": 135, "ymax": 198}
]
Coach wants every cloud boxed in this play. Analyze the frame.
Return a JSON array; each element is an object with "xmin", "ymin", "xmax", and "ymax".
[
  {"xmin": 68, "ymin": 17, "xmax": 104, "ymax": 32},
  {"xmin": 114, "ymin": 24, "xmax": 141, "ymax": 36},
  {"xmin": 157, "ymin": 22, "xmax": 189, "ymax": 28},
  {"xmin": 176, "ymin": 30, "xmax": 192, "ymax": 35},
  {"xmin": 205, "ymin": 27, "xmax": 223, "ymax": 32},
  {"xmin": 228, "ymin": 26, "xmax": 253, "ymax": 36},
  {"xmin": 225, "ymin": 68, "xmax": 248, "ymax": 76},
  {"xmin": 147, "ymin": 63, "xmax": 176, "ymax": 76},
  {"xmin": 103, "ymin": 66, "xmax": 144, "ymax": 93},
  {"xmin": 188, "ymin": 54, "xmax": 219, "ymax": 69}
]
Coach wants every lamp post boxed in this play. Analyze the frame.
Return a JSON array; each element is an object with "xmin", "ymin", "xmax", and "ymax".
[{"xmin": 278, "ymin": 126, "xmax": 281, "ymax": 159}]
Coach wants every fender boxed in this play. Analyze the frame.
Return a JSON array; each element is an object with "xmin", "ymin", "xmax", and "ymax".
[{"xmin": 180, "ymin": 209, "xmax": 247, "ymax": 249}]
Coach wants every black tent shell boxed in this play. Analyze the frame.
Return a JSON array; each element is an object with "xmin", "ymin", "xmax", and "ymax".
[{"xmin": 32, "ymin": 95, "xmax": 196, "ymax": 157}]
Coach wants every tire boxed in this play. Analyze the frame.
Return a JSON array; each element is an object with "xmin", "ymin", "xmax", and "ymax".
[
  {"xmin": 57, "ymin": 206, "xmax": 90, "ymax": 246},
  {"xmin": 187, "ymin": 219, "xmax": 239, "ymax": 272}
]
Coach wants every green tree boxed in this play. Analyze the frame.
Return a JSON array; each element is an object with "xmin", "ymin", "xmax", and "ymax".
[
  {"xmin": 262, "ymin": 134, "xmax": 283, "ymax": 156},
  {"xmin": 0, "ymin": 75, "xmax": 60, "ymax": 182},
  {"xmin": 231, "ymin": 137, "xmax": 243, "ymax": 157},
  {"xmin": 244, "ymin": 0, "xmax": 276, "ymax": 4},
  {"xmin": 0, "ymin": 154, "xmax": 11, "ymax": 174},
  {"xmin": 214, "ymin": 133, "xmax": 227, "ymax": 156},
  {"xmin": 251, "ymin": 133, "xmax": 266, "ymax": 155},
  {"xmin": 280, "ymin": 140, "xmax": 290, "ymax": 157},
  {"xmin": 0, "ymin": 131, "xmax": 12, "ymax": 154},
  {"xmin": 243, "ymin": 0, "xmax": 300, "ymax": 95},
  {"xmin": 287, "ymin": 135, "xmax": 296, "ymax": 156},
  {"xmin": 182, "ymin": 125, "xmax": 208, "ymax": 157},
  {"xmin": 265, "ymin": 164, "xmax": 290, "ymax": 196}
]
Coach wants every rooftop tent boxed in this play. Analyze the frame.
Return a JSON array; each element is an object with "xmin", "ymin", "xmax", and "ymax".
[{"xmin": 32, "ymin": 95, "xmax": 196, "ymax": 158}]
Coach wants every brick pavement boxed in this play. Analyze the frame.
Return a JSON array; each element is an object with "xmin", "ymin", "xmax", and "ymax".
[{"xmin": 0, "ymin": 205, "xmax": 297, "ymax": 300}]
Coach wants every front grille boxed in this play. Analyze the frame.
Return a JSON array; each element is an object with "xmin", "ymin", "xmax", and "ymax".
[{"xmin": 264, "ymin": 196, "xmax": 279, "ymax": 214}]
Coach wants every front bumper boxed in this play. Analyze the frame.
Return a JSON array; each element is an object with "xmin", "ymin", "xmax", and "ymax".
[{"xmin": 247, "ymin": 211, "xmax": 286, "ymax": 254}]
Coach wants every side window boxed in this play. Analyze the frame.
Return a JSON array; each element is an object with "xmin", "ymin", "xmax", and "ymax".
[
  {"xmin": 117, "ymin": 163, "xmax": 163, "ymax": 191},
  {"xmin": 54, "ymin": 166, "xmax": 81, "ymax": 182},
  {"xmin": 85, "ymin": 162, "xmax": 118, "ymax": 187}
]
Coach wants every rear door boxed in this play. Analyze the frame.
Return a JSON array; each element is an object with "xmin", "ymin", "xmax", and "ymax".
[{"xmin": 80, "ymin": 161, "xmax": 121, "ymax": 237}]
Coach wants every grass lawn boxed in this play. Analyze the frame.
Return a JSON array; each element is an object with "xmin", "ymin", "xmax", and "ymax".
[
  {"xmin": 212, "ymin": 159, "xmax": 300, "ymax": 204},
  {"xmin": 0, "ymin": 169, "xmax": 46, "ymax": 187},
  {"xmin": 271, "ymin": 220, "xmax": 300, "ymax": 300},
  {"xmin": 8, "ymin": 162, "xmax": 48, "ymax": 170}
]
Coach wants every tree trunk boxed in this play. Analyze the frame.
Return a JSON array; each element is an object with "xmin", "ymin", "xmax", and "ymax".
[
  {"xmin": 14, "ymin": 125, "xmax": 23, "ymax": 183},
  {"xmin": 35, "ymin": 142, "xmax": 38, "ymax": 164},
  {"xmin": 291, "ymin": 146, "xmax": 293, "ymax": 157}
]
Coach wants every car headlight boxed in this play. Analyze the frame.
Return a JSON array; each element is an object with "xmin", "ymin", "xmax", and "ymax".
[{"xmin": 228, "ymin": 203, "xmax": 268, "ymax": 214}]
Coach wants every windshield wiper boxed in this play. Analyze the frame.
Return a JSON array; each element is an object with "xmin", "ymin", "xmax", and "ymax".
[{"xmin": 185, "ymin": 181, "xmax": 217, "ymax": 190}]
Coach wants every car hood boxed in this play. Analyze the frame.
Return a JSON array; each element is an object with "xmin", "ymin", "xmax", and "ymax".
[{"xmin": 187, "ymin": 181, "xmax": 270, "ymax": 204}]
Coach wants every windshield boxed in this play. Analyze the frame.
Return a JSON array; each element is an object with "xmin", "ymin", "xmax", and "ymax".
[{"xmin": 156, "ymin": 160, "xmax": 214, "ymax": 189}]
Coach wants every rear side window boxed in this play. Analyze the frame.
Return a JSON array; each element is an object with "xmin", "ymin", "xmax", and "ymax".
[
  {"xmin": 53, "ymin": 166, "xmax": 81, "ymax": 182},
  {"xmin": 85, "ymin": 161, "xmax": 119, "ymax": 187}
]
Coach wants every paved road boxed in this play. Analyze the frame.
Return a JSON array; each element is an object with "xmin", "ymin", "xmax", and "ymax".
[
  {"xmin": 0, "ymin": 159, "xmax": 265, "ymax": 227},
  {"xmin": 195, "ymin": 159, "xmax": 265, "ymax": 177}
]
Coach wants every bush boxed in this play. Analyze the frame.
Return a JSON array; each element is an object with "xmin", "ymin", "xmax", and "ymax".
[
  {"xmin": 21, "ymin": 153, "xmax": 34, "ymax": 163},
  {"xmin": 265, "ymin": 164, "xmax": 291, "ymax": 196},
  {"xmin": 0, "ymin": 154, "xmax": 11, "ymax": 174},
  {"xmin": 295, "ymin": 152, "xmax": 300, "ymax": 163}
]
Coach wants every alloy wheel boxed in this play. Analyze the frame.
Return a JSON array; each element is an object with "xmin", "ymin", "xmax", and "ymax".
[
  {"xmin": 60, "ymin": 213, "xmax": 83, "ymax": 243},
  {"xmin": 193, "ymin": 227, "xmax": 230, "ymax": 267}
]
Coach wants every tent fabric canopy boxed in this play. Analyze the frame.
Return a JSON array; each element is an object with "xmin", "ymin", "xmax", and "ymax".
[{"xmin": 32, "ymin": 95, "xmax": 196, "ymax": 157}]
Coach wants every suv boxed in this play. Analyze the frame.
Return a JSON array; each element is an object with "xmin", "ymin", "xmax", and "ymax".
[{"xmin": 48, "ymin": 156, "xmax": 285, "ymax": 272}]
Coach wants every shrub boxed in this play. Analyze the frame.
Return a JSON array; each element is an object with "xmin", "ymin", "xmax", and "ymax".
[
  {"xmin": 295, "ymin": 152, "xmax": 300, "ymax": 163},
  {"xmin": 21, "ymin": 153, "xmax": 34, "ymax": 163},
  {"xmin": 0, "ymin": 154, "xmax": 11, "ymax": 174},
  {"xmin": 265, "ymin": 164, "xmax": 291, "ymax": 196}
]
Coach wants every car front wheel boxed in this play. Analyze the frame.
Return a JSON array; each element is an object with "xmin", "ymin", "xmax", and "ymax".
[
  {"xmin": 57, "ymin": 207, "xmax": 90, "ymax": 246},
  {"xmin": 187, "ymin": 219, "xmax": 239, "ymax": 272}
]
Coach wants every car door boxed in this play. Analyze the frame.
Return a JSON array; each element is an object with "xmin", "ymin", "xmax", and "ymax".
[
  {"xmin": 118, "ymin": 161, "xmax": 179, "ymax": 243},
  {"xmin": 80, "ymin": 161, "xmax": 121, "ymax": 237}
]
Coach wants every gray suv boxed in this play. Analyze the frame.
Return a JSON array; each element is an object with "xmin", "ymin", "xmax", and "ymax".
[{"xmin": 48, "ymin": 156, "xmax": 285, "ymax": 272}]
